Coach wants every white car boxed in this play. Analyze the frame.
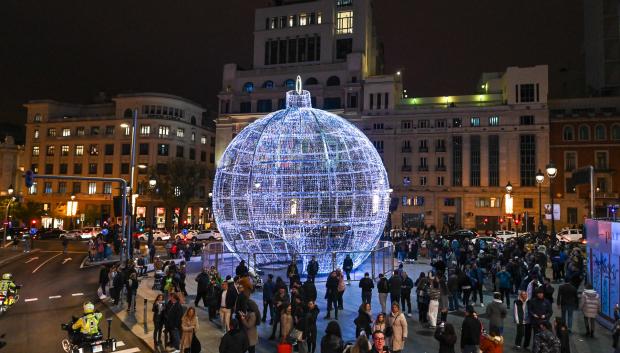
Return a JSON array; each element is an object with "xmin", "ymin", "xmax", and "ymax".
[
  {"xmin": 194, "ymin": 230, "xmax": 222, "ymax": 241},
  {"xmin": 60, "ymin": 229, "xmax": 83, "ymax": 240},
  {"xmin": 138, "ymin": 230, "xmax": 171, "ymax": 241},
  {"xmin": 176, "ymin": 230, "xmax": 198, "ymax": 240},
  {"xmin": 80, "ymin": 227, "xmax": 101, "ymax": 239},
  {"xmin": 556, "ymin": 228, "xmax": 583, "ymax": 243},
  {"xmin": 495, "ymin": 230, "xmax": 517, "ymax": 241}
]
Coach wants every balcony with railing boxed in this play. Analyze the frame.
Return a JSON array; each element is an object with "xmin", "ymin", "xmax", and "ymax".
[
  {"xmin": 435, "ymin": 165, "xmax": 447, "ymax": 171},
  {"xmin": 418, "ymin": 165, "xmax": 429, "ymax": 172},
  {"xmin": 401, "ymin": 146, "xmax": 412, "ymax": 153},
  {"xmin": 401, "ymin": 165, "xmax": 412, "ymax": 172},
  {"xmin": 419, "ymin": 146, "xmax": 429, "ymax": 153},
  {"xmin": 435, "ymin": 146, "xmax": 446, "ymax": 152}
]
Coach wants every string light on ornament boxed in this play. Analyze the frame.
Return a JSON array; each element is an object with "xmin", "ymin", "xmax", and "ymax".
[{"xmin": 213, "ymin": 76, "xmax": 392, "ymax": 273}]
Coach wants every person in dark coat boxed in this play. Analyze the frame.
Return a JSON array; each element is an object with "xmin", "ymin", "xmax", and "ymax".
[
  {"xmin": 287, "ymin": 260, "xmax": 299, "ymax": 286},
  {"xmin": 389, "ymin": 270, "xmax": 403, "ymax": 305},
  {"xmin": 556, "ymin": 280, "xmax": 578, "ymax": 332},
  {"xmin": 320, "ymin": 321, "xmax": 344, "ymax": 353},
  {"xmin": 435, "ymin": 322, "xmax": 457, "ymax": 353},
  {"xmin": 303, "ymin": 278, "xmax": 318, "ymax": 302},
  {"xmin": 307, "ymin": 256, "xmax": 319, "ymax": 282},
  {"xmin": 529, "ymin": 287, "xmax": 553, "ymax": 343},
  {"xmin": 460, "ymin": 305, "xmax": 482, "ymax": 353},
  {"xmin": 111, "ymin": 268, "xmax": 125, "ymax": 305},
  {"xmin": 126, "ymin": 272, "xmax": 139, "ymax": 312},
  {"xmin": 235, "ymin": 260, "xmax": 249, "ymax": 277},
  {"xmin": 305, "ymin": 300, "xmax": 320, "ymax": 353},
  {"xmin": 152, "ymin": 293, "xmax": 166, "ymax": 347},
  {"xmin": 354, "ymin": 303, "xmax": 373, "ymax": 338},
  {"xmin": 343, "ymin": 254, "xmax": 354, "ymax": 284},
  {"xmin": 164, "ymin": 293, "xmax": 184, "ymax": 351},
  {"xmin": 194, "ymin": 268, "xmax": 211, "ymax": 307},
  {"xmin": 219, "ymin": 318, "xmax": 249, "ymax": 353},
  {"xmin": 99, "ymin": 265, "xmax": 109, "ymax": 296},
  {"xmin": 325, "ymin": 271, "xmax": 340, "ymax": 319},
  {"xmin": 359, "ymin": 272, "xmax": 375, "ymax": 305},
  {"xmin": 554, "ymin": 317, "xmax": 570, "ymax": 353},
  {"xmin": 262, "ymin": 274, "xmax": 275, "ymax": 323}
]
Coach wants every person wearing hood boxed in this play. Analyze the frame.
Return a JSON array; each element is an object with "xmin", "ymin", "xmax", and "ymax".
[
  {"xmin": 580, "ymin": 283, "xmax": 601, "ymax": 338},
  {"xmin": 354, "ymin": 302, "xmax": 373, "ymax": 338},
  {"xmin": 529, "ymin": 287, "xmax": 553, "ymax": 336},
  {"xmin": 486, "ymin": 292, "xmax": 507, "ymax": 334}
]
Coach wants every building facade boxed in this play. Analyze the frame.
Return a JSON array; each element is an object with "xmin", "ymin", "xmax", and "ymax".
[
  {"xmin": 23, "ymin": 93, "xmax": 216, "ymax": 230},
  {"xmin": 584, "ymin": 0, "xmax": 620, "ymax": 96},
  {"xmin": 0, "ymin": 136, "xmax": 25, "ymax": 197},
  {"xmin": 214, "ymin": 0, "xmax": 552, "ymax": 231},
  {"xmin": 549, "ymin": 97, "xmax": 620, "ymax": 228}
]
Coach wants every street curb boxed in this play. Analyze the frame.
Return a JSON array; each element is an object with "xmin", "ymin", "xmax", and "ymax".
[
  {"xmin": 0, "ymin": 249, "xmax": 41, "ymax": 269},
  {"xmin": 100, "ymin": 294, "xmax": 157, "ymax": 352},
  {"xmin": 80, "ymin": 257, "xmax": 120, "ymax": 269}
]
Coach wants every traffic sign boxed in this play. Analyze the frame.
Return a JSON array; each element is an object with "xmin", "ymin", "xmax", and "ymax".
[
  {"xmin": 24, "ymin": 170, "xmax": 34, "ymax": 188},
  {"xmin": 182, "ymin": 228, "xmax": 188, "ymax": 235},
  {"xmin": 101, "ymin": 228, "xmax": 109, "ymax": 236},
  {"xmin": 29, "ymin": 227, "xmax": 37, "ymax": 235}
]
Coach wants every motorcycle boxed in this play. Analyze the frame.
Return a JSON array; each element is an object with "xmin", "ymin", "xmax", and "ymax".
[
  {"xmin": 0, "ymin": 285, "xmax": 21, "ymax": 315},
  {"xmin": 61, "ymin": 316, "xmax": 117, "ymax": 353}
]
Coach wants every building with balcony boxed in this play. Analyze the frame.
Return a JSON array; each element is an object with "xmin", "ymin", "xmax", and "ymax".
[
  {"xmin": 549, "ymin": 96, "xmax": 620, "ymax": 227},
  {"xmin": 22, "ymin": 93, "xmax": 215, "ymax": 230}
]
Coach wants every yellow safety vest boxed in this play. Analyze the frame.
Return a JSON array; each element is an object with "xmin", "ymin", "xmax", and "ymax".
[
  {"xmin": 0, "ymin": 280, "xmax": 15, "ymax": 292},
  {"xmin": 72, "ymin": 312, "xmax": 103, "ymax": 335}
]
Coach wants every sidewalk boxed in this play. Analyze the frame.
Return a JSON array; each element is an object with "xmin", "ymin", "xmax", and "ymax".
[{"xmin": 104, "ymin": 257, "xmax": 616, "ymax": 353}]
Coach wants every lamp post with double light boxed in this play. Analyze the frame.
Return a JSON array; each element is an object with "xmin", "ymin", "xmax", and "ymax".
[
  {"xmin": 120, "ymin": 108, "xmax": 138, "ymax": 260},
  {"xmin": 3, "ymin": 185, "xmax": 15, "ymax": 247},
  {"xmin": 536, "ymin": 170, "xmax": 545, "ymax": 235},
  {"xmin": 148, "ymin": 174, "xmax": 157, "ymax": 229},
  {"xmin": 546, "ymin": 162, "xmax": 558, "ymax": 237}
]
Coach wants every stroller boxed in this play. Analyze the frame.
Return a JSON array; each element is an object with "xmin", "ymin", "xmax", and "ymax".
[
  {"xmin": 249, "ymin": 269, "xmax": 264, "ymax": 289},
  {"xmin": 152, "ymin": 270, "xmax": 164, "ymax": 290}
]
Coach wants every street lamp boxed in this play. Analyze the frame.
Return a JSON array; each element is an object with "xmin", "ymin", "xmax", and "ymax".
[
  {"xmin": 7, "ymin": 184, "xmax": 14, "ymax": 196},
  {"xmin": 505, "ymin": 182, "xmax": 513, "ymax": 194},
  {"xmin": 3, "ymin": 185, "xmax": 16, "ymax": 247},
  {"xmin": 120, "ymin": 109, "xmax": 138, "ymax": 260},
  {"xmin": 546, "ymin": 162, "xmax": 558, "ymax": 237},
  {"xmin": 148, "ymin": 175, "xmax": 157, "ymax": 188},
  {"xmin": 536, "ymin": 170, "xmax": 545, "ymax": 234}
]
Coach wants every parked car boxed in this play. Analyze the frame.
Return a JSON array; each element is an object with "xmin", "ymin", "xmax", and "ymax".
[
  {"xmin": 80, "ymin": 227, "xmax": 101, "ymax": 239},
  {"xmin": 36, "ymin": 228, "xmax": 67, "ymax": 240},
  {"xmin": 556, "ymin": 228, "xmax": 584, "ymax": 243},
  {"xmin": 176, "ymin": 230, "xmax": 198, "ymax": 240},
  {"xmin": 60, "ymin": 229, "xmax": 83, "ymax": 240},
  {"xmin": 194, "ymin": 230, "xmax": 222, "ymax": 241},
  {"xmin": 471, "ymin": 236, "xmax": 497, "ymax": 245},
  {"xmin": 448, "ymin": 229, "xmax": 479, "ymax": 240},
  {"xmin": 494, "ymin": 230, "xmax": 517, "ymax": 241},
  {"xmin": 137, "ymin": 230, "xmax": 171, "ymax": 241}
]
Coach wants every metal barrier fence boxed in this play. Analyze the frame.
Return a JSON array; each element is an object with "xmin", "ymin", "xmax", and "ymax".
[{"xmin": 201, "ymin": 241, "xmax": 395, "ymax": 282}]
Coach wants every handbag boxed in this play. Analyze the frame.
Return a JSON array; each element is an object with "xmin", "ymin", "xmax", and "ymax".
[
  {"xmin": 191, "ymin": 330, "xmax": 201, "ymax": 353},
  {"xmin": 289, "ymin": 328, "xmax": 303, "ymax": 341}
]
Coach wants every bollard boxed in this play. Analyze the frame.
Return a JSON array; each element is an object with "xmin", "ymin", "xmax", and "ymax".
[
  {"xmin": 107, "ymin": 317, "xmax": 113, "ymax": 339},
  {"xmin": 143, "ymin": 298, "xmax": 148, "ymax": 333}
]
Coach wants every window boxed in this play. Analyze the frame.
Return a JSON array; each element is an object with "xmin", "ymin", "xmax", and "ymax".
[
  {"xmin": 176, "ymin": 146, "xmax": 184, "ymax": 158},
  {"xmin": 488, "ymin": 116, "xmax": 499, "ymax": 126},
  {"xmin": 419, "ymin": 157, "xmax": 428, "ymax": 167},
  {"xmin": 74, "ymin": 145, "xmax": 83, "ymax": 156},
  {"xmin": 242, "ymin": 82, "xmax": 254, "ymax": 93},
  {"xmin": 123, "ymin": 126, "xmax": 130, "ymax": 136},
  {"xmin": 373, "ymin": 140, "xmax": 384, "ymax": 152},
  {"xmin": 565, "ymin": 151, "xmax": 577, "ymax": 171},
  {"xmin": 452, "ymin": 136, "xmax": 462, "ymax": 186},
  {"xmin": 336, "ymin": 11, "xmax": 353, "ymax": 34},
  {"xmin": 452, "ymin": 118, "xmax": 462, "ymax": 128},
  {"xmin": 158, "ymin": 125, "xmax": 170, "ymax": 138},
  {"xmin": 103, "ymin": 182, "xmax": 112, "ymax": 195},
  {"xmin": 563, "ymin": 126, "xmax": 574, "ymax": 141},
  {"xmin": 174, "ymin": 128, "xmax": 184, "ymax": 138},
  {"xmin": 34, "ymin": 113, "xmax": 42, "ymax": 122},
  {"xmin": 32, "ymin": 146, "xmax": 40, "ymax": 156},
  {"xmin": 520, "ymin": 115, "xmax": 535, "ymax": 125},
  {"xmin": 72, "ymin": 182, "xmax": 81, "ymax": 194},
  {"xmin": 45, "ymin": 164, "xmax": 53, "ymax": 174},
  {"xmin": 61, "ymin": 145, "xmax": 69, "ymax": 156},
  {"xmin": 470, "ymin": 117, "xmax": 480, "ymax": 127},
  {"xmin": 105, "ymin": 126, "xmax": 114, "ymax": 136},
  {"xmin": 58, "ymin": 182, "xmax": 67, "ymax": 194},
  {"xmin": 33, "ymin": 129, "xmax": 39, "ymax": 139},
  {"xmin": 88, "ymin": 163, "xmax": 97, "ymax": 174},
  {"xmin": 419, "ymin": 140, "xmax": 428, "ymax": 152},
  {"xmin": 191, "ymin": 132, "xmax": 195, "ymax": 142},
  {"xmin": 323, "ymin": 97, "xmax": 341, "ymax": 109},
  {"xmin": 578, "ymin": 125, "xmax": 590, "ymax": 140},
  {"xmin": 47, "ymin": 128, "xmax": 56, "ymax": 137},
  {"xmin": 401, "ymin": 120, "xmax": 412, "ymax": 129},
  {"xmin": 120, "ymin": 143, "xmax": 130, "ymax": 155},
  {"xmin": 31, "ymin": 164, "xmax": 38, "ymax": 173},
  {"xmin": 418, "ymin": 120, "xmax": 430, "ymax": 128},
  {"xmin": 436, "ymin": 139, "xmax": 446, "ymax": 152},
  {"xmin": 596, "ymin": 151, "xmax": 608, "ymax": 170},
  {"xmin": 336, "ymin": 38, "xmax": 353, "ymax": 59},
  {"xmin": 139, "ymin": 143, "xmax": 149, "ymax": 155},
  {"xmin": 436, "ymin": 119, "xmax": 446, "ymax": 128},
  {"xmin": 91, "ymin": 127, "xmax": 99, "ymax": 136},
  {"xmin": 121, "ymin": 163, "xmax": 129, "ymax": 174},
  {"xmin": 210, "ymin": 153, "xmax": 215, "ymax": 163},
  {"xmin": 444, "ymin": 198, "xmax": 455, "ymax": 206},
  {"xmin": 488, "ymin": 135, "xmax": 499, "ymax": 186},
  {"xmin": 62, "ymin": 128, "xmax": 71, "ymax": 137},
  {"xmin": 597, "ymin": 177, "xmax": 607, "ymax": 192},
  {"xmin": 470, "ymin": 135, "xmax": 480, "ymax": 186},
  {"xmin": 524, "ymin": 198, "xmax": 534, "ymax": 209},
  {"xmin": 475, "ymin": 198, "xmax": 491, "ymax": 208},
  {"xmin": 257, "ymin": 99, "xmax": 273, "ymax": 113},
  {"xmin": 103, "ymin": 163, "xmax": 113, "ymax": 174},
  {"xmin": 373, "ymin": 123, "xmax": 384, "ymax": 130},
  {"xmin": 520, "ymin": 135, "xmax": 536, "ymax": 186},
  {"xmin": 201, "ymin": 151, "xmax": 207, "ymax": 162},
  {"xmin": 59, "ymin": 163, "xmax": 68, "ymax": 174},
  {"xmin": 156, "ymin": 163, "xmax": 168, "ymax": 175},
  {"xmin": 44, "ymin": 182, "xmax": 52, "ymax": 194},
  {"xmin": 46, "ymin": 145, "xmax": 55, "ymax": 156},
  {"xmin": 73, "ymin": 163, "xmax": 82, "ymax": 174},
  {"xmin": 595, "ymin": 125, "xmax": 607, "ymax": 140},
  {"xmin": 520, "ymin": 84, "xmax": 535, "ymax": 102},
  {"xmin": 140, "ymin": 125, "xmax": 151, "ymax": 136},
  {"xmin": 568, "ymin": 207, "xmax": 578, "ymax": 224},
  {"xmin": 104, "ymin": 144, "xmax": 114, "ymax": 156},
  {"xmin": 157, "ymin": 144, "xmax": 169, "ymax": 156},
  {"xmin": 189, "ymin": 148, "xmax": 196, "ymax": 160},
  {"xmin": 88, "ymin": 144, "xmax": 99, "ymax": 156},
  {"xmin": 413, "ymin": 196, "xmax": 425, "ymax": 206},
  {"xmin": 437, "ymin": 176, "xmax": 445, "ymax": 186},
  {"xmin": 262, "ymin": 80, "xmax": 274, "ymax": 89},
  {"xmin": 201, "ymin": 136, "xmax": 207, "ymax": 145},
  {"xmin": 326, "ymin": 76, "xmax": 340, "ymax": 86},
  {"xmin": 88, "ymin": 182, "xmax": 97, "ymax": 195},
  {"xmin": 305, "ymin": 77, "xmax": 318, "ymax": 85},
  {"xmin": 612, "ymin": 124, "xmax": 620, "ymax": 140},
  {"xmin": 28, "ymin": 183, "xmax": 37, "ymax": 195},
  {"xmin": 76, "ymin": 127, "xmax": 85, "ymax": 136},
  {"xmin": 337, "ymin": 0, "xmax": 352, "ymax": 6}
]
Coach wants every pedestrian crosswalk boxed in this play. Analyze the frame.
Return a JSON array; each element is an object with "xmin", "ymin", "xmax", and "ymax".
[{"xmin": 114, "ymin": 340, "xmax": 141, "ymax": 353}]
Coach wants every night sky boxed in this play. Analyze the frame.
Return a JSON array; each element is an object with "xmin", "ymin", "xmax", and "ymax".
[{"xmin": 1, "ymin": 0, "xmax": 583, "ymax": 132}]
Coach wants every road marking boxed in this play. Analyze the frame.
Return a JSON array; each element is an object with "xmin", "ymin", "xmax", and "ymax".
[
  {"xmin": 115, "ymin": 348, "xmax": 140, "ymax": 353},
  {"xmin": 49, "ymin": 295, "xmax": 61, "ymax": 299},
  {"xmin": 117, "ymin": 341, "xmax": 125, "ymax": 347},
  {"xmin": 31, "ymin": 252, "xmax": 62, "ymax": 273},
  {"xmin": 71, "ymin": 292, "xmax": 84, "ymax": 296},
  {"xmin": 24, "ymin": 298, "xmax": 37, "ymax": 302},
  {"xmin": 62, "ymin": 258, "xmax": 72, "ymax": 264},
  {"xmin": 24, "ymin": 257, "xmax": 39, "ymax": 264}
]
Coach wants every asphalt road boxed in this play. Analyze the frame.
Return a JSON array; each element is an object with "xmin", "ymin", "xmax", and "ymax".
[{"xmin": 0, "ymin": 241, "xmax": 151, "ymax": 353}]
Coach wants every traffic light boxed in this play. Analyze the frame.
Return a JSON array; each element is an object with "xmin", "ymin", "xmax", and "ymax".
[
  {"xmin": 31, "ymin": 219, "xmax": 37, "ymax": 225},
  {"xmin": 499, "ymin": 218, "xmax": 504, "ymax": 224},
  {"xmin": 514, "ymin": 217, "xmax": 520, "ymax": 226},
  {"xmin": 483, "ymin": 218, "xmax": 488, "ymax": 225},
  {"xmin": 25, "ymin": 170, "xmax": 34, "ymax": 188}
]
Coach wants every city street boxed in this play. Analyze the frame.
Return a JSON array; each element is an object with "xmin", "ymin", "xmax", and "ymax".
[{"xmin": 0, "ymin": 243, "xmax": 150, "ymax": 352}]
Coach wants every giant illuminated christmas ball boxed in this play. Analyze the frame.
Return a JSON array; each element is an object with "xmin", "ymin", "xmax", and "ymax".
[{"xmin": 213, "ymin": 77, "xmax": 391, "ymax": 273}]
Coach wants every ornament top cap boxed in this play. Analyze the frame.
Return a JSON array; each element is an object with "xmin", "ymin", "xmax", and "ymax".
[{"xmin": 286, "ymin": 75, "xmax": 312, "ymax": 109}]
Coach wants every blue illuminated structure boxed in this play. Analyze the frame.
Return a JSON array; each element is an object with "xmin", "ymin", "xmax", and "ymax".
[{"xmin": 213, "ymin": 77, "xmax": 391, "ymax": 273}]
